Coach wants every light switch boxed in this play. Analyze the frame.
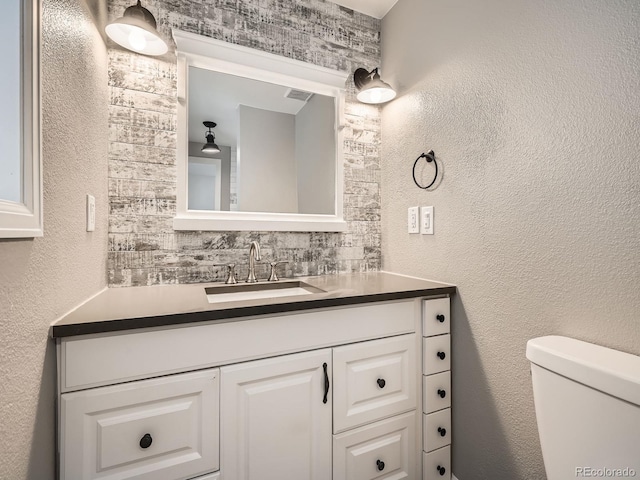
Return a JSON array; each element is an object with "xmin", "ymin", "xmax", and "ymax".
[
  {"xmin": 421, "ymin": 206, "xmax": 434, "ymax": 235},
  {"xmin": 86, "ymin": 194, "xmax": 96, "ymax": 232},
  {"xmin": 408, "ymin": 206, "xmax": 419, "ymax": 234}
]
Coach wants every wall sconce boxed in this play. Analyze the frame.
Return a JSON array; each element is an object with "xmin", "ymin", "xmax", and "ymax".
[
  {"xmin": 105, "ymin": 0, "xmax": 168, "ymax": 56},
  {"xmin": 353, "ymin": 68, "xmax": 396, "ymax": 104},
  {"xmin": 201, "ymin": 121, "xmax": 221, "ymax": 154}
]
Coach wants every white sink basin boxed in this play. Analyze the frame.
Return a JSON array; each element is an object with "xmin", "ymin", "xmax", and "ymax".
[{"xmin": 205, "ymin": 281, "xmax": 326, "ymax": 304}]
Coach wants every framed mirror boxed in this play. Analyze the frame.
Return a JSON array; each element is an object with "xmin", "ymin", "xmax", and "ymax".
[
  {"xmin": 173, "ymin": 30, "xmax": 348, "ymax": 232},
  {"xmin": 0, "ymin": 0, "xmax": 42, "ymax": 238}
]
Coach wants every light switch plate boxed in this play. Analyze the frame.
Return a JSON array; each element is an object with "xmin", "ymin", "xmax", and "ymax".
[
  {"xmin": 421, "ymin": 206, "xmax": 434, "ymax": 235},
  {"xmin": 86, "ymin": 194, "xmax": 96, "ymax": 232},
  {"xmin": 408, "ymin": 206, "xmax": 419, "ymax": 234}
]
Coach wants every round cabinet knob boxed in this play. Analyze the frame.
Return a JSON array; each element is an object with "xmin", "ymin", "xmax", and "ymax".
[
  {"xmin": 436, "ymin": 314, "xmax": 446, "ymax": 323},
  {"xmin": 437, "ymin": 351, "xmax": 446, "ymax": 360},
  {"xmin": 139, "ymin": 433, "xmax": 153, "ymax": 449},
  {"xmin": 437, "ymin": 465, "xmax": 446, "ymax": 476},
  {"xmin": 376, "ymin": 460, "xmax": 385, "ymax": 471},
  {"xmin": 438, "ymin": 427, "xmax": 447, "ymax": 437},
  {"xmin": 438, "ymin": 389, "xmax": 447, "ymax": 398},
  {"xmin": 377, "ymin": 378, "xmax": 386, "ymax": 389}
]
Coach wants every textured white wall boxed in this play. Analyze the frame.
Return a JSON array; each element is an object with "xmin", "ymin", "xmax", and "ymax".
[
  {"xmin": 0, "ymin": 0, "xmax": 108, "ymax": 478},
  {"xmin": 381, "ymin": 0, "xmax": 640, "ymax": 478}
]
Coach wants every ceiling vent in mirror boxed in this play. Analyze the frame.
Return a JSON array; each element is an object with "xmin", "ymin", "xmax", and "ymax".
[{"xmin": 285, "ymin": 88, "xmax": 314, "ymax": 102}]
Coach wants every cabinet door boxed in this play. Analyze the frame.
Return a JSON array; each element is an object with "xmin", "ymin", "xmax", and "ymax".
[
  {"xmin": 221, "ymin": 349, "xmax": 332, "ymax": 480},
  {"xmin": 333, "ymin": 334, "xmax": 416, "ymax": 433},
  {"xmin": 60, "ymin": 369, "xmax": 219, "ymax": 480},
  {"xmin": 333, "ymin": 411, "xmax": 416, "ymax": 480}
]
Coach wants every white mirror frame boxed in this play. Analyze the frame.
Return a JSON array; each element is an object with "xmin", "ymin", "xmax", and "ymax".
[
  {"xmin": 0, "ymin": 0, "xmax": 42, "ymax": 238},
  {"xmin": 173, "ymin": 30, "xmax": 348, "ymax": 232}
]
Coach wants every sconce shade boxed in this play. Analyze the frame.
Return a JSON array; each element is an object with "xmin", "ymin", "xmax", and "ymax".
[
  {"xmin": 354, "ymin": 68, "xmax": 396, "ymax": 104},
  {"xmin": 105, "ymin": 0, "xmax": 168, "ymax": 56},
  {"xmin": 201, "ymin": 121, "xmax": 221, "ymax": 154}
]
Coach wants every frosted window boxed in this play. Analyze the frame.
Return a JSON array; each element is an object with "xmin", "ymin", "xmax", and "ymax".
[{"xmin": 0, "ymin": 0, "xmax": 22, "ymax": 203}]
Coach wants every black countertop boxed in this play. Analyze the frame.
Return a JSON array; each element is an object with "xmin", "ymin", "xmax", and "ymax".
[{"xmin": 51, "ymin": 271, "xmax": 456, "ymax": 338}]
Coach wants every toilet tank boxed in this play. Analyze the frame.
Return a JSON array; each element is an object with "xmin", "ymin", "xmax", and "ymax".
[{"xmin": 526, "ymin": 336, "xmax": 640, "ymax": 480}]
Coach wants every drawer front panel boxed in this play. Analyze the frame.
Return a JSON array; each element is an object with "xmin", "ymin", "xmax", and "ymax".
[
  {"xmin": 423, "ymin": 408, "xmax": 451, "ymax": 453},
  {"xmin": 423, "ymin": 446, "xmax": 451, "ymax": 480},
  {"xmin": 423, "ymin": 371, "xmax": 451, "ymax": 414},
  {"xmin": 61, "ymin": 300, "xmax": 416, "ymax": 392},
  {"xmin": 423, "ymin": 335, "xmax": 451, "ymax": 375},
  {"xmin": 190, "ymin": 474, "xmax": 220, "ymax": 480},
  {"xmin": 333, "ymin": 411, "xmax": 416, "ymax": 480},
  {"xmin": 333, "ymin": 334, "xmax": 416, "ymax": 433},
  {"xmin": 61, "ymin": 369, "xmax": 219, "ymax": 480},
  {"xmin": 422, "ymin": 298, "xmax": 450, "ymax": 337}
]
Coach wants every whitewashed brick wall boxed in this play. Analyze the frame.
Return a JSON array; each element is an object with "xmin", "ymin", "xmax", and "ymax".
[{"xmin": 108, "ymin": 0, "xmax": 382, "ymax": 286}]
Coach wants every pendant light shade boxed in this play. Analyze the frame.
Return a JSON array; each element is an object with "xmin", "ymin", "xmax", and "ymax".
[
  {"xmin": 201, "ymin": 121, "xmax": 221, "ymax": 154},
  {"xmin": 106, "ymin": 1, "xmax": 168, "ymax": 56},
  {"xmin": 354, "ymin": 68, "xmax": 396, "ymax": 104}
]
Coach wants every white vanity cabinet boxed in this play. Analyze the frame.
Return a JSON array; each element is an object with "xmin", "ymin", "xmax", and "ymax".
[
  {"xmin": 421, "ymin": 298, "xmax": 452, "ymax": 480},
  {"xmin": 56, "ymin": 296, "xmax": 451, "ymax": 480},
  {"xmin": 220, "ymin": 349, "xmax": 333, "ymax": 480},
  {"xmin": 220, "ymin": 334, "xmax": 418, "ymax": 480}
]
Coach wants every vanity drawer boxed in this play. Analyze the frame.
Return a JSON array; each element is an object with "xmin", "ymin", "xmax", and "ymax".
[
  {"xmin": 422, "ymin": 298, "xmax": 450, "ymax": 337},
  {"xmin": 423, "ymin": 446, "xmax": 451, "ymax": 480},
  {"xmin": 423, "ymin": 335, "xmax": 451, "ymax": 375},
  {"xmin": 333, "ymin": 411, "xmax": 416, "ymax": 480},
  {"xmin": 60, "ymin": 300, "xmax": 416, "ymax": 392},
  {"xmin": 423, "ymin": 371, "xmax": 451, "ymax": 414},
  {"xmin": 189, "ymin": 473, "xmax": 221, "ymax": 480},
  {"xmin": 60, "ymin": 369, "xmax": 219, "ymax": 480},
  {"xmin": 333, "ymin": 334, "xmax": 416, "ymax": 433},
  {"xmin": 423, "ymin": 408, "xmax": 451, "ymax": 453}
]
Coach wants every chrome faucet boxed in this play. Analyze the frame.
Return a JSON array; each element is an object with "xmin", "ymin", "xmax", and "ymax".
[{"xmin": 246, "ymin": 241, "xmax": 261, "ymax": 283}]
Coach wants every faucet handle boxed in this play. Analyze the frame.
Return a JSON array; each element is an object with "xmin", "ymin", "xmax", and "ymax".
[
  {"xmin": 214, "ymin": 263, "xmax": 237, "ymax": 284},
  {"xmin": 268, "ymin": 261, "xmax": 288, "ymax": 282}
]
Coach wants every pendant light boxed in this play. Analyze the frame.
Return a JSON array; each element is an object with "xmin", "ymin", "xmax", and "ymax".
[
  {"xmin": 201, "ymin": 121, "xmax": 221, "ymax": 154},
  {"xmin": 353, "ymin": 67, "xmax": 396, "ymax": 104},
  {"xmin": 105, "ymin": 1, "xmax": 168, "ymax": 56}
]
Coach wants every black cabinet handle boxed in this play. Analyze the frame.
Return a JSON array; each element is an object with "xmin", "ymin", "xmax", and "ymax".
[
  {"xmin": 377, "ymin": 378, "xmax": 386, "ymax": 389},
  {"xmin": 438, "ymin": 427, "xmax": 447, "ymax": 437},
  {"xmin": 322, "ymin": 363, "xmax": 329, "ymax": 404},
  {"xmin": 376, "ymin": 460, "xmax": 385, "ymax": 471},
  {"xmin": 437, "ymin": 351, "xmax": 446, "ymax": 360},
  {"xmin": 139, "ymin": 433, "xmax": 152, "ymax": 449},
  {"xmin": 438, "ymin": 389, "xmax": 446, "ymax": 398},
  {"xmin": 437, "ymin": 465, "xmax": 446, "ymax": 476},
  {"xmin": 436, "ymin": 314, "xmax": 446, "ymax": 323}
]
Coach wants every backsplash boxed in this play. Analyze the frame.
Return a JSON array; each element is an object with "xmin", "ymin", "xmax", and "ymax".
[{"xmin": 107, "ymin": 0, "xmax": 382, "ymax": 287}]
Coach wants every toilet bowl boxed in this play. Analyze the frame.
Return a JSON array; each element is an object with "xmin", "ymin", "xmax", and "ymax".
[{"xmin": 526, "ymin": 336, "xmax": 640, "ymax": 480}]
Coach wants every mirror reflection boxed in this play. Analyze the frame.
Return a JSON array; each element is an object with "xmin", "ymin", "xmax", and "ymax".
[{"xmin": 187, "ymin": 67, "xmax": 336, "ymax": 215}]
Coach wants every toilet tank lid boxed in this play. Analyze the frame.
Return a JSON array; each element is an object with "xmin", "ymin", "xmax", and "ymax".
[{"xmin": 526, "ymin": 336, "xmax": 640, "ymax": 407}]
